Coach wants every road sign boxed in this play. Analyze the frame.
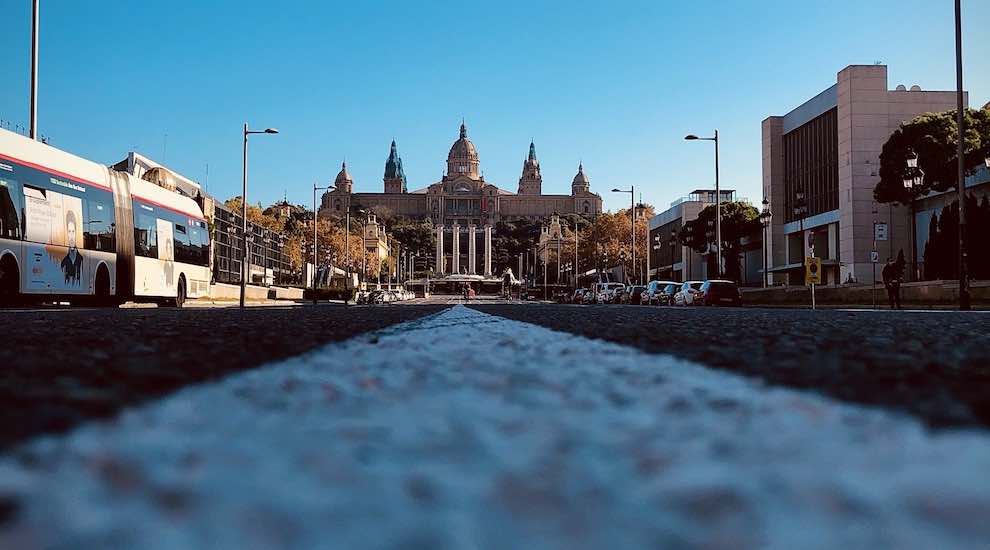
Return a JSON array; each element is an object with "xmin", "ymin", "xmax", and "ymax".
[
  {"xmin": 870, "ymin": 250, "xmax": 879, "ymax": 263},
  {"xmin": 805, "ymin": 256, "xmax": 822, "ymax": 285},
  {"xmin": 874, "ymin": 222, "xmax": 888, "ymax": 241}
]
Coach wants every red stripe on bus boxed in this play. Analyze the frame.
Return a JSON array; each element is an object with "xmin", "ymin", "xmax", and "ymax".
[
  {"xmin": 0, "ymin": 151, "xmax": 205, "ymax": 221},
  {"xmin": 132, "ymin": 195, "xmax": 206, "ymax": 222},
  {"xmin": 0, "ymin": 151, "xmax": 112, "ymax": 191}
]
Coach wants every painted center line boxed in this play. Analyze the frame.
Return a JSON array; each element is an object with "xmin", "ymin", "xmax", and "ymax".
[{"xmin": 1, "ymin": 305, "xmax": 988, "ymax": 549}]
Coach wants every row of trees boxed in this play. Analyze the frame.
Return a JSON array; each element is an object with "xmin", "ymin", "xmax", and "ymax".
[
  {"xmin": 874, "ymin": 107, "xmax": 990, "ymax": 282},
  {"xmin": 923, "ymin": 195, "xmax": 990, "ymax": 280},
  {"xmin": 223, "ymin": 197, "xmax": 380, "ymax": 279},
  {"xmin": 222, "ymin": 196, "xmax": 767, "ymax": 285}
]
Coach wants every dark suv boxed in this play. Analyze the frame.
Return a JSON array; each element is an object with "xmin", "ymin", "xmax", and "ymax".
[{"xmin": 699, "ymin": 280, "xmax": 742, "ymax": 306}]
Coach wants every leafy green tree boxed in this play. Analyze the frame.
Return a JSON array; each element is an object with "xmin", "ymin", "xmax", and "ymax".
[
  {"xmin": 679, "ymin": 201, "xmax": 760, "ymax": 282},
  {"xmin": 874, "ymin": 108, "xmax": 990, "ymax": 205},
  {"xmin": 493, "ymin": 218, "xmax": 543, "ymax": 275}
]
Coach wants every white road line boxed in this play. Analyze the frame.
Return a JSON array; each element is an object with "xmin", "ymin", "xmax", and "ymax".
[{"xmin": 1, "ymin": 305, "xmax": 988, "ymax": 549}]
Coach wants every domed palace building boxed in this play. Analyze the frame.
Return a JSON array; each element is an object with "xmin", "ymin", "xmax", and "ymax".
[{"xmin": 319, "ymin": 122, "xmax": 602, "ymax": 276}]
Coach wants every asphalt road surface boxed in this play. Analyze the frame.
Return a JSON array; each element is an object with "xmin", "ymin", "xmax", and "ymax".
[
  {"xmin": 471, "ymin": 304, "xmax": 990, "ymax": 430},
  {"xmin": 2, "ymin": 303, "xmax": 988, "ymax": 549},
  {"xmin": 2, "ymin": 299, "xmax": 990, "ymax": 548},
  {"xmin": 0, "ymin": 304, "xmax": 445, "ymax": 450}
]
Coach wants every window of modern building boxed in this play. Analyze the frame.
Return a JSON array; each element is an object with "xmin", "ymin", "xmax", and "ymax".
[{"xmin": 783, "ymin": 108, "xmax": 838, "ymax": 223}]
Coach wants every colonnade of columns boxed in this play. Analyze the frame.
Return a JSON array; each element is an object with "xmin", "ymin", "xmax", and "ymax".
[{"xmin": 434, "ymin": 223, "xmax": 493, "ymax": 277}]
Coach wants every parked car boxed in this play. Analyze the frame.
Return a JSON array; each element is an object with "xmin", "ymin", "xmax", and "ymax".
[
  {"xmin": 621, "ymin": 285, "xmax": 647, "ymax": 305},
  {"xmin": 673, "ymin": 281, "xmax": 704, "ymax": 306},
  {"xmin": 368, "ymin": 289, "xmax": 396, "ymax": 304},
  {"xmin": 600, "ymin": 283, "xmax": 625, "ymax": 303},
  {"xmin": 580, "ymin": 288, "xmax": 597, "ymax": 304},
  {"xmin": 593, "ymin": 282, "xmax": 625, "ymax": 304},
  {"xmin": 355, "ymin": 291, "xmax": 370, "ymax": 304},
  {"xmin": 641, "ymin": 280, "xmax": 679, "ymax": 305},
  {"xmin": 698, "ymin": 280, "xmax": 742, "ymax": 306},
  {"xmin": 570, "ymin": 289, "xmax": 586, "ymax": 303},
  {"xmin": 658, "ymin": 283, "xmax": 680, "ymax": 305}
]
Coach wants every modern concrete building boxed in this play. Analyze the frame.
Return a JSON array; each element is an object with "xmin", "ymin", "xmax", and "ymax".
[
  {"xmin": 647, "ymin": 189, "xmax": 737, "ymax": 282},
  {"xmin": 762, "ymin": 64, "xmax": 965, "ymax": 285}
]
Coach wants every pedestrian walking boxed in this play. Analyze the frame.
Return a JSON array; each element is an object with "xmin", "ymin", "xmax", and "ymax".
[{"xmin": 881, "ymin": 257, "xmax": 902, "ymax": 310}]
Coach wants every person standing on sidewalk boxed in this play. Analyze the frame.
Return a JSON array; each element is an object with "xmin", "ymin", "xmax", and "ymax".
[{"xmin": 881, "ymin": 257, "xmax": 902, "ymax": 310}]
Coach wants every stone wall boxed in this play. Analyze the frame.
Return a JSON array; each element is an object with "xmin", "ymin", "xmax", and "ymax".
[{"xmin": 741, "ymin": 280, "xmax": 990, "ymax": 307}]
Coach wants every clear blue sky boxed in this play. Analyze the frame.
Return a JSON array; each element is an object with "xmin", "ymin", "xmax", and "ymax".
[{"xmin": 1, "ymin": 1, "xmax": 987, "ymax": 213}]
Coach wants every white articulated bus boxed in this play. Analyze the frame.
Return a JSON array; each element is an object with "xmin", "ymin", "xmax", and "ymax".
[{"xmin": 0, "ymin": 127, "xmax": 211, "ymax": 307}]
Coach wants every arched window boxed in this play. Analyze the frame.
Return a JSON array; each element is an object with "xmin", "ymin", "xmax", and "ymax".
[
  {"xmin": 583, "ymin": 201, "xmax": 590, "ymax": 214},
  {"xmin": 334, "ymin": 200, "xmax": 341, "ymax": 212}
]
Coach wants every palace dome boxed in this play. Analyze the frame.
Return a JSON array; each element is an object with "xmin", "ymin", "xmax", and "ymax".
[
  {"xmin": 448, "ymin": 122, "xmax": 478, "ymax": 162},
  {"xmin": 334, "ymin": 161, "xmax": 353, "ymax": 185},
  {"xmin": 572, "ymin": 162, "xmax": 589, "ymax": 185},
  {"xmin": 446, "ymin": 122, "xmax": 480, "ymax": 179}
]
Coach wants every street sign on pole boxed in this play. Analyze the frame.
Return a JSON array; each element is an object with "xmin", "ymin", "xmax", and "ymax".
[
  {"xmin": 874, "ymin": 222, "xmax": 888, "ymax": 241},
  {"xmin": 805, "ymin": 256, "xmax": 821, "ymax": 310},
  {"xmin": 870, "ymin": 250, "xmax": 880, "ymax": 263},
  {"xmin": 805, "ymin": 257, "xmax": 821, "ymax": 285}
]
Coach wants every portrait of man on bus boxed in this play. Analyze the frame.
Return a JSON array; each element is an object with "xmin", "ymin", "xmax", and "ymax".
[{"xmin": 60, "ymin": 209, "xmax": 83, "ymax": 285}]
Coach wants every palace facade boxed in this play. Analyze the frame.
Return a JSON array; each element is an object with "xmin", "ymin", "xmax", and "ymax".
[
  {"xmin": 319, "ymin": 123, "xmax": 602, "ymax": 226},
  {"xmin": 319, "ymin": 122, "xmax": 603, "ymax": 275}
]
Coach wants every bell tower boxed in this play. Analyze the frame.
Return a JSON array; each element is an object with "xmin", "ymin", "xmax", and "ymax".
[
  {"xmin": 517, "ymin": 141, "xmax": 542, "ymax": 195},
  {"xmin": 383, "ymin": 140, "xmax": 406, "ymax": 194}
]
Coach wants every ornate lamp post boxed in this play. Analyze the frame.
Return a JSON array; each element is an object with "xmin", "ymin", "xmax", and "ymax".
[
  {"xmin": 760, "ymin": 199, "xmax": 773, "ymax": 288},
  {"xmin": 903, "ymin": 149, "xmax": 923, "ymax": 280}
]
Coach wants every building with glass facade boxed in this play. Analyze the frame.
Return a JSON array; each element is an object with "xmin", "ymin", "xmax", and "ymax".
[{"xmin": 762, "ymin": 64, "xmax": 964, "ymax": 285}]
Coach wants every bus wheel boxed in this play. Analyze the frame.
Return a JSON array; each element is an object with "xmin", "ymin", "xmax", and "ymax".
[
  {"xmin": 0, "ymin": 255, "xmax": 19, "ymax": 307},
  {"xmin": 93, "ymin": 265, "xmax": 114, "ymax": 307}
]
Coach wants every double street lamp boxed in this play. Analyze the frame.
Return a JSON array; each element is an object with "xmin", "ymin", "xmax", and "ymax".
[
  {"xmin": 611, "ymin": 186, "xmax": 635, "ymax": 284},
  {"xmin": 903, "ymin": 150, "xmax": 924, "ymax": 280},
  {"xmin": 685, "ymin": 130, "xmax": 721, "ymax": 277},
  {"xmin": 240, "ymin": 124, "xmax": 279, "ymax": 308}
]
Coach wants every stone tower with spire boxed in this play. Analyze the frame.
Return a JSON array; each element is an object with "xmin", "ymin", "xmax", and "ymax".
[
  {"xmin": 383, "ymin": 140, "xmax": 407, "ymax": 194},
  {"xmin": 517, "ymin": 141, "xmax": 542, "ymax": 195}
]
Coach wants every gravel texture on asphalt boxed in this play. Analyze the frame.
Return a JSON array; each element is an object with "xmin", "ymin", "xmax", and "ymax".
[
  {"xmin": 470, "ymin": 304, "xmax": 990, "ymax": 430},
  {"xmin": 0, "ymin": 304, "xmax": 446, "ymax": 451},
  {"xmin": 2, "ymin": 305, "xmax": 988, "ymax": 549}
]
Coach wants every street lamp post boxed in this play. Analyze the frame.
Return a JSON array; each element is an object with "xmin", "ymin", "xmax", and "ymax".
[
  {"xmin": 760, "ymin": 199, "xmax": 773, "ymax": 288},
  {"xmin": 574, "ymin": 222, "xmax": 579, "ymax": 290},
  {"xmin": 685, "ymin": 131, "xmax": 721, "ymax": 277},
  {"xmin": 611, "ymin": 186, "xmax": 635, "ymax": 284},
  {"xmin": 240, "ymin": 123, "xmax": 279, "ymax": 308},
  {"xmin": 313, "ymin": 182, "xmax": 334, "ymax": 289},
  {"xmin": 29, "ymin": 0, "xmax": 40, "ymax": 140},
  {"xmin": 954, "ymin": 0, "xmax": 970, "ymax": 310}
]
